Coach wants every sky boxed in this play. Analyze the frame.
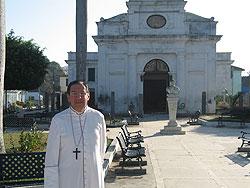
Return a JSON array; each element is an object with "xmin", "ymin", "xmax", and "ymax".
[{"xmin": 5, "ymin": 0, "xmax": 250, "ymax": 75}]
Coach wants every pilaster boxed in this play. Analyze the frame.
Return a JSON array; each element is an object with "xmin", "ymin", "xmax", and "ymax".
[
  {"xmin": 176, "ymin": 52, "xmax": 186, "ymax": 105},
  {"xmin": 127, "ymin": 54, "xmax": 137, "ymax": 102}
]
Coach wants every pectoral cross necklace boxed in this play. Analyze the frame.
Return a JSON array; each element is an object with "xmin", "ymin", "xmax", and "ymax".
[{"xmin": 70, "ymin": 108, "xmax": 87, "ymax": 160}]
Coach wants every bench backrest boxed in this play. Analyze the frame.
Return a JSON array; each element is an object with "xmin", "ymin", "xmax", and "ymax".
[
  {"xmin": 194, "ymin": 110, "xmax": 201, "ymax": 118},
  {"xmin": 240, "ymin": 131, "xmax": 250, "ymax": 139},
  {"xmin": 116, "ymin": 133, "xmax": 127, "ymax": 154},
  {"xmin": 120, "ymin": 131, "xmax": 129, "ymax": 146},
  {"xmin": 121, "ymin": 125, "xmax": 129, "ymax": 137}
]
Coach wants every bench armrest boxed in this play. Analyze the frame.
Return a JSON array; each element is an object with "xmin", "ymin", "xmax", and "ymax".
[{"xmin": 129, "ymin": 130, "xmax": 142, "ymax": 134}]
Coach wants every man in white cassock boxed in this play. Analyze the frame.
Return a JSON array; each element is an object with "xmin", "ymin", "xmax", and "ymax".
[{"xmin": 44, "ymin": 80, "xmax": 106, "ymax": 188}]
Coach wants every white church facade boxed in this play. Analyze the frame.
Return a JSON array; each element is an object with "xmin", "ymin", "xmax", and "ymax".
[{"xmin": 67, "ymin": 0, "xmax": 242, "ymax": 115}]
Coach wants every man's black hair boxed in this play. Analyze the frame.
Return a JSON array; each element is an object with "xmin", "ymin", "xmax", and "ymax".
[{"xmin": 67, "ymin": 80, "xmax": 89, "ymax": 95}]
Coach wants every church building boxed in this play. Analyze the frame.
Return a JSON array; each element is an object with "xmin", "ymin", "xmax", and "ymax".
[{"xmin": 67, "ymin": 0, "xmax": 241, "ymax": 115}]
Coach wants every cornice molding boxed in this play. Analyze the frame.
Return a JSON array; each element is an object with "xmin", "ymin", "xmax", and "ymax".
[{"xmin": 93, "ymin": 34, "xmax": 222, "ymax": 43}]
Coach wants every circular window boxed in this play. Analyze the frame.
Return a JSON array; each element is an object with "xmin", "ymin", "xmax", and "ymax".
[{"xmin": 147, "ymin": 15, "xmax": 166, "ymax": 29}]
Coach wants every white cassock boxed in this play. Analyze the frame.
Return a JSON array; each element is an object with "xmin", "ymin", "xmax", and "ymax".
[{"xmin": 44, "ymin": 106, "xmax": 106, "ymax": 188}]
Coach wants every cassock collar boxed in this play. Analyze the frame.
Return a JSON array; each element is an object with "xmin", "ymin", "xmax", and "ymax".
[{"xmin": 70, "ymin": 106, "xmax": 89, "ymax": 116}]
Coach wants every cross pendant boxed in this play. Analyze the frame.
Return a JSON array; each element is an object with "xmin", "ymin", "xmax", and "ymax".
[{"xmin": 73, "ymin": 148, "xmax": 81, "ymax": 160}]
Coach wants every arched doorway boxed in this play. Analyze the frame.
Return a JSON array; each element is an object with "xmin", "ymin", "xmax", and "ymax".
[{"xmin": 143, "ymin": 59, "xmax": 170, "ymax": 114}]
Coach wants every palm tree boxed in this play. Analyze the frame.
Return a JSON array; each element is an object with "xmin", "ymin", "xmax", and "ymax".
[
  {"xmin": 76, "ymin": 0, "xmax": 87, "ymax": 81},
  {"xmin": 0, "ymin": 0, "xmax": 6, "ymax": 153}
]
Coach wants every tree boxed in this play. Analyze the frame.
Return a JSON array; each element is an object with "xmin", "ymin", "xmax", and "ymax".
[
  {"xmin": 5, "ymin": 31, "xmax": 48, "ymax": 91},
  {"xmin": 76, "ymin": 0, "xmax": 87, "ymax": 81},
  {"xmin": 0, "ymin": 0, "xmax": 6, "ymax": 153},
  {"xmin": 39, "ymin": 61, "xmax": 66, "ymax": 95},
  {"xmin": 39, "ymin": 61, "xmax": 66, "ymax": 111}
]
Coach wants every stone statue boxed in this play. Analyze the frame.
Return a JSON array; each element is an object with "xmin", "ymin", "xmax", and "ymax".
[
  {"xmin": 160, "ymin": 77, "xmax": 185, "ymax": 135},
  {"xmin": 128, "ymin": 101, "xmax": 135, "ymax": 113},
  {"xmin": 166, "ymin": 79, "xmax": 180, "ymax": 96}
]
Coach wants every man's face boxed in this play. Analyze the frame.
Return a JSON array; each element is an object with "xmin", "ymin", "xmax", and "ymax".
[{"xmin": 67, "ymin": 83, "xmax": 90, "ymax": 112}]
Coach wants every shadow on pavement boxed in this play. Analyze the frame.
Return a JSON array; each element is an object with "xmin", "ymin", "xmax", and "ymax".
[
  {"xmin": 191, "ymin": 126, "xmax": 250, "ymax": 137},
  {"xmin": 105, "ymin": 148, "xmax": 156, "ymax": 188},
  {"xmin": 225, "ymin": 153, "xmax": 250, "ymax": 167}
]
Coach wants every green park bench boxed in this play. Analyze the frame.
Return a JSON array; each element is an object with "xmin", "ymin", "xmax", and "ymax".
[
  {"xmin": 187, "ymin": 110, "xmax": 200, "ymax": 125},
  {"xmin": 116, "ymin": 133, "xmax": 146, "ymax": 170},
  {"xmin": 237, "ymin": 131, "xmax": 250, "ymax": 157}
]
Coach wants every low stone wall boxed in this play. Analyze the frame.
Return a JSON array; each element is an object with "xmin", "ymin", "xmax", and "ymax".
[
  {"xmin": 103, "ymin": 138, "xmax": 120, "ymax": 176},
  {"xmin": 198, "ymin": 119, "xmax": 250, "ymax": 128}
]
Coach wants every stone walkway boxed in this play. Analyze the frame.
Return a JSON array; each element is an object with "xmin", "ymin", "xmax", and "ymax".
[{"xmin": 105, "ymin": 115, "xmax": 250, "ymax": 188}]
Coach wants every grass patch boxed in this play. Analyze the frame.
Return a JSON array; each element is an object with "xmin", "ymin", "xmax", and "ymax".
[
  {"xmin": 4, "ymin": 131, "xmax": 113, "ymax": 153},
  {"xmin": 3, "ymin": 131, "xmax": 48, "ymax": 153}
]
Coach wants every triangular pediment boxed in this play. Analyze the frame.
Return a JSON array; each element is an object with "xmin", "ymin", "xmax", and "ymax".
[
  {"xmin": 186, "ymin": 12, "xmax": 212, "ymax": 22},
  {"xmin": 100, "ymin": 13, "xmax": 128, "ymax": 23}
]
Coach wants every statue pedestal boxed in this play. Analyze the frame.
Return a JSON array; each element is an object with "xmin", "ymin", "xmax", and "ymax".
[
  {"xmin": 160, "ymin": 125, "xmax": 185, "ymax": 135},
  {"xmin": 160, "ymin": 94, "xmax": 185, "ymax": 135}
]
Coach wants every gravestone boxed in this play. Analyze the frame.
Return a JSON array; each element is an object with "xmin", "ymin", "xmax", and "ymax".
[
  {"xmin": 44, "ymin": 92, "xmax": 50, "ymax": 111},
  {"xmin": 56, "ymin": 93, "xmax": 60, "ymax": 110},
  {"xmin": 239, "ymin": 92, "xmax": 243, "ymax": 108},
  {"xmin": 111, "ymin": 91, "xmax": 115, "ymax": 116},
  {"xmin": 202, "ymin": 91, "xmax": 206, "ymax": 114},
  {"xmin": 138, "ymin": 94, "xmax": 143, "ymax": 117},
  {"xmin": 61, "ymin": 93, "xmax": 69, "ymax": 110},
  {"xmin": 51, "ymin": 92, "xmax": 55, "ymax": 112}
]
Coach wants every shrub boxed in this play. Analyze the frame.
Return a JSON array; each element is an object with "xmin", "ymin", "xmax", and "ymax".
[
  {"xmin": 6, "ymin": 124, "xmax": 46, "ymax": 153},
  {"xmin": 19, "ymin": 124, "xmax": 46, "ymax": 152}
]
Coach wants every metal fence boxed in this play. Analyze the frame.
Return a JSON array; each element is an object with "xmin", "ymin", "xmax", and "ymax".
[
  {"xmin": 3, "ymin": 117, "xmax": 35, "ymax": 128},
  {"xmin": 0, "ymin": 152, "xmax": 45, "ymax": 186}
]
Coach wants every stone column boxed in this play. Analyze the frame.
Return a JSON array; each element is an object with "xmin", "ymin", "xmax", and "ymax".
[
  {"xmin": 160, "ymin": 79, "xmax": 185, "ymax": 135},
  {"xmin": 76, "ymin": 0, "xmax": 87, "ymax": 81},
  {"xmin": 176, "ymin": 52, "xmax": 186, "ymax": 102}
]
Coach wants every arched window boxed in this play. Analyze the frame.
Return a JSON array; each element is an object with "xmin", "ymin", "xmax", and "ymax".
[{"xmin": 144, "ymin": 59, "xmax": 169, "ymax": 73}]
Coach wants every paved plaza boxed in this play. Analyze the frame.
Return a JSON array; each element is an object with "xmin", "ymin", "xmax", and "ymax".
[{"xmin": 105, "ymin": 115, "xmax": 250, "ymax": 188}]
